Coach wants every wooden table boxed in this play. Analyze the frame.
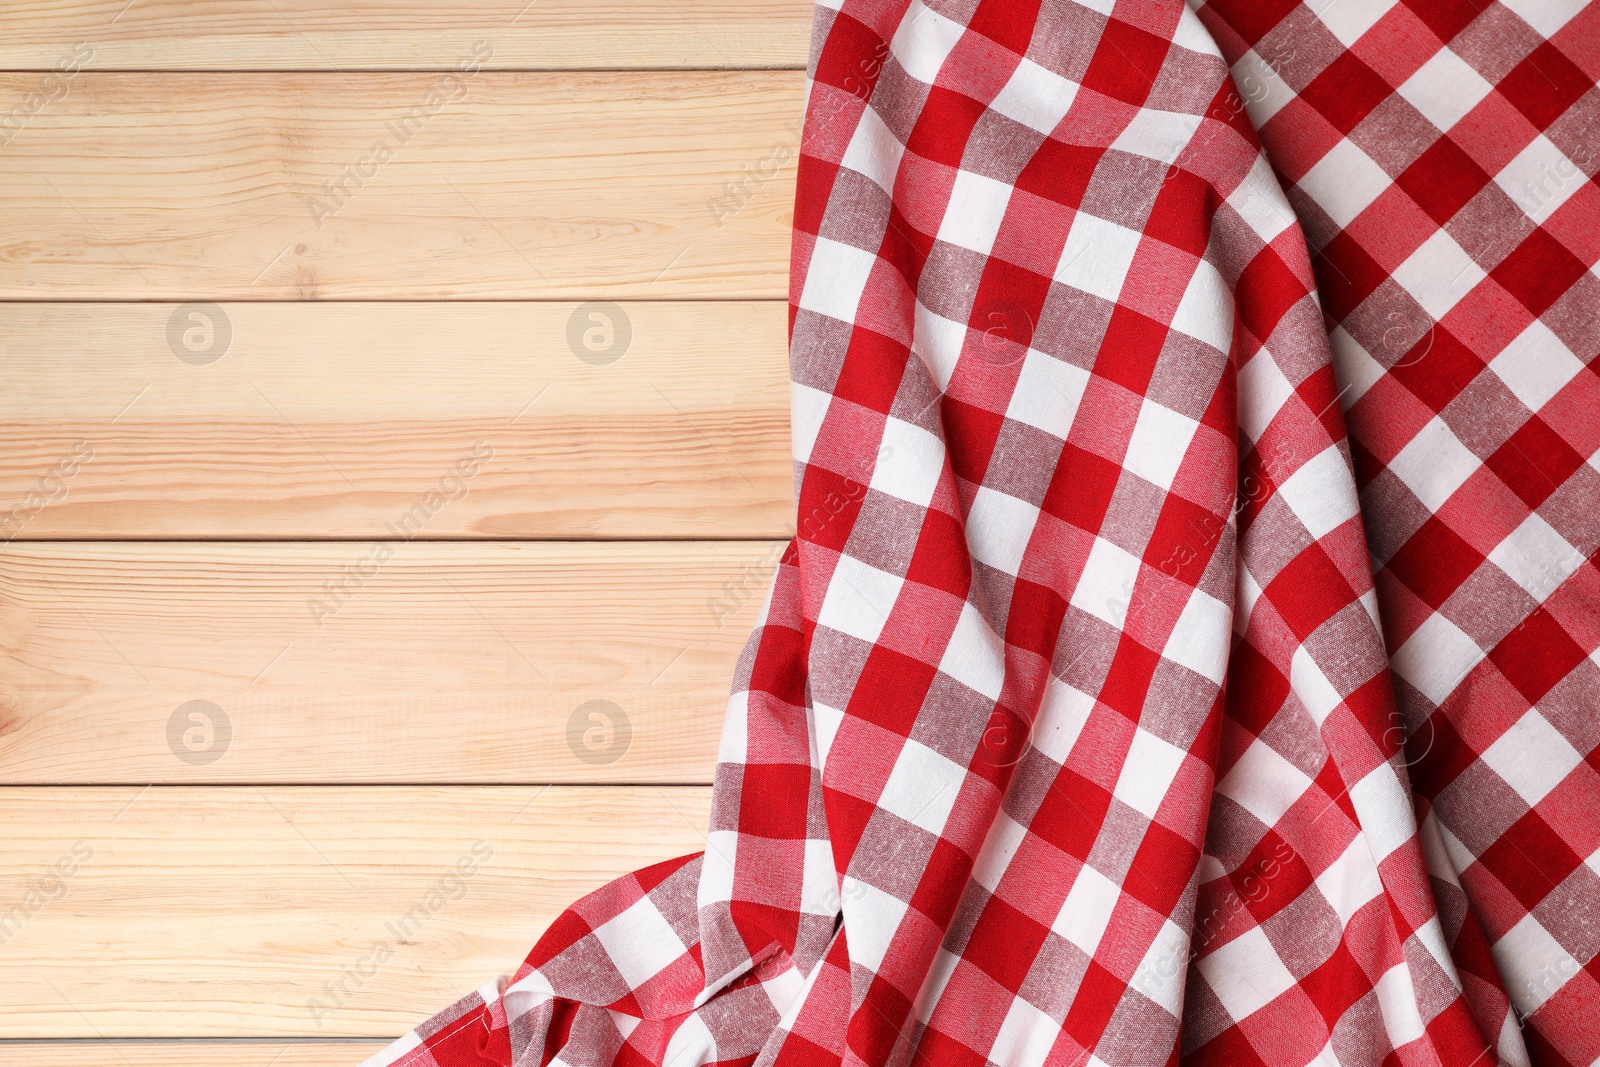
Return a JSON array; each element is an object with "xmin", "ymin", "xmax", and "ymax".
[{"xmin": 0, "ymin": 3, "xmax": 807, "ymax": 1060}]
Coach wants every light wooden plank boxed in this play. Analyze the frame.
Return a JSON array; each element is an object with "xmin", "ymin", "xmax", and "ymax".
[
  {"xmin": 0, "ymin": 786, "xmax": 713, "ymax": 1037},
  {"xmin": 0, "ymin": 0, "xmax": 810, "ymax": 71},
  {"xmin": 0, "ymin": 72, "xmax": 800, "ymax": 299},
  {"xmin": 0, "ymin": 302, "xmax": 792, "ymax": 539},
  {"xmin": 0, "ymin": 542, "xmax": 785, "ymax": 783},
  {"xmin": 0, "ymin": 1042, "xmax": 387, "ymax": 1066}
]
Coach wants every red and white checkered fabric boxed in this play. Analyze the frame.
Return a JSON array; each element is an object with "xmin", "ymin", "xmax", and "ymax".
[
  {"xmin": 362, "ymin": 1, "xmax": 1598, "ymax": 1065},
  {"xmin": 1189, "ymin": 1, "xmax": 1600, "ymax": 1062}
]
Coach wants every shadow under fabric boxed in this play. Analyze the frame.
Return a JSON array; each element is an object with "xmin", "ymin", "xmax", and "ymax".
[{"xmin": 363, "ymin": 0, "xmax": 1600, "ymax": 1064}]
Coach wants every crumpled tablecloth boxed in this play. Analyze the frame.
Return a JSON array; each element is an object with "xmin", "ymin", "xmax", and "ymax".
[{"xmin": 363, "ymin": 0, "xmax": 1600, "ymax": 1063}]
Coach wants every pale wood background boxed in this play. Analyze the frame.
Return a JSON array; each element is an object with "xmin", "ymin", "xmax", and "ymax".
[{"xmin": 0, "ymin": 2, "xmax": 806, "ymax": 1060}]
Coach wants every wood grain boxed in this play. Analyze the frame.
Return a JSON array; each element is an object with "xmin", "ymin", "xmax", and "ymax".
[
  {"xmin": 0, "ymin": 0, "xmax": 803, "ymax": 1051},
  {"xmin": 0, "ymin": 0, "xmax": 810, "ymax": 71},
  {"xmin": 0, "ymin": 72, "xmax": 800, "ymax": 299},
  {"xmin": 0, "ymin": 1043, "xmax": 389, "ymax": 1066},
  {"xmin": 0, "ymin": 541, "xmax": 786, "ymax": 783},
  {"xmin": 0, "ymin": 785, "xmax": 713, "ymax": 1037},
  {"xmin": 0, "ymin": 301, "xmax": 792, "ymax": 539}
]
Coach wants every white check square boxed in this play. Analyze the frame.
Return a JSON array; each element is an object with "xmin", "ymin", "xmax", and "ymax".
[
  {"xmin": 1124, "ymin": 397, "xmax": 1200, "ymax": 491},
  {"xmin": 1309, "ymin": 0, "xmax": 1388, "ymax": 44},
  {"xmin": 1056, "ymin": 211, "xmax": 1142, "ymax": 303},
  {"xmin": 991, "ymin": 998, "xmax": 1061, "ymax": 1065},
  {"xmin": 1071, "ymin": 536, "xmax": 1143, "ymax": 628},
  {"xmin": 841, "ymin": 876, "xmax": 907, "ymax": 972},
  {"xmin": 1198, "ymin": 925, "xmax": 1297, "ymax": 1021},
  {"xmin": 1349, "ymin": 763, "xmax": 1415, "ymax": 863},
  {"xmin": 1392, "ymin": 230, "xmax": 1484, "ymax": 320},
  {"xmin": 872, "ymin": 416, "xmax": 947, "ymax": 508},
  {"xmin": 1130, "ymin": 918, "xmax": 1188, "ymax": 1015},
  {"xmin": 1391, "ymin": 611, "xmax": 1482, "ymax": 706},
  {"xmin": 1315, "ymin": 838, "xmax": 1384, "ymax": 924},
  {"xmin": 1489, "ymin": 319, "xmax": 1585, "ymax": 412},
  {"xmin": 1278, "ymin": 445, "xmax": 1360, "ymax": 539},
  {"xmin": 1113, "ymin": 728, "xmax": 1189, "ymax": 820},
  {"xmin": 799, "ymin": 237, "xmax": 879, "ymax": 324},
  {"xmin": 1482, "ymin": 712, "xmax": 1583, "ymax": 807},
  {"xmin": 1489, "ymin": 513, "xmax": 1583, "ymax": 601},
  {"xmin": 1497, "ymin": 135, "xmax": 1585, "ymax": 225},
  {"xmin": 811, "ymin": 700, "xmax": 846, "ymax": 766},
  {"xmin": 1233, "ymin": 48, "xmax": 1296, "ymax": 126},
  {"xmin": 593, "ymin": 897, "xmax": 689, "ymax": 988},
  {"xmin": 1397, "ymin": 48, "xmax": 1493, "ymax": 134},
  {"xmin": 889, "ymin": 0, "xmax": 965, "ymax": 85},
  {"xmin": 817, "ymin": 554, "xmax": 904, "ymax": 645},
  {"xmin": 991, "ymin": 57, "xmax": 1079, "ymax": 134},
  {"xmin": 1032, "ymin": 676, "xmax": 1096, "ymax": 765},
  {"xmin": 1217, "ymin": 738, "xmax": 1313, "ymax": 828},
  {"xmin": 790, "ymin": 382, "xmax": 832, "ymax": 464},
  {"xmin": 913, "ymin": 300, "xmax": 970, "ymax": 392},
  {"xmin": 1327, "ymin": 326, "xmax": 1386, "ymax": 406},
  {"xmin": 1495, "ymin": 913, "xmax": 1578, "ymax": 1012},
  {"xmin": 1291, "ymin": 645, "xmax": 1347, "ymax": 725},
  {"xmin": 698, "ymin": 829, "xmax": 737, "ymax": 907},
  {"xmin": 1237, "ymin": 348, "xmax": 1295, "ymax": 443},
  {"xmin": 878, "ymin": 738, "xmax": 965, "ymax": 835},
  {"xmin": 1163, "ymin": 588, "xmax": 1231, "ymax": 685},
  {"xmin": 967, "ymin": 486, "xmax": 1039, "ymax": 576},
  {"xmin": 1298, "ymin": 138, "xmax": 1391, "ymax": 228},
  {"xmin": 840, "ymin": 106, "xmax": 904, "ymax": 194},
  {"xmin": 799, "ymin": 838, "xmax": 839, "ymax": 916},
  {"xmin": 937, "ymin": 169, "xmax": 1014, "ymax": 255},
  {"xmin": 939, "ymin": 600, "xmax": 1006, "ymax": 699},
  {"xmin": 1229, "ymin": 155, "xmax": 1298, "ymax": 242},
  {"xmin": 1387, "ymin": 415, "xmax": 1480, "ymax": 512},
  {"xmin": 1373, "ymin": 964, "xmax": 1427, "ymax": 1048},
  {"xmin": 1500, "ymin": 0, "xmax": 1585, "ymax": 37},
  {"xmin": 972, "ymin": 813, "xmax": 1030, "ymax": 893},
  {"xmin": 1170, "ymin": 258, "xmax": 1233, "ymax": 352},
  {"xmin": 1008, "ymin": 350, "xmax": 1090, "ymax": 440},
  {"xmin": 1111, "ymin": 107, "xmax": 1203, "ymax": 170},
  {"xmin": 1053, "ymin": 864, "xmax": 1121, "ymax": 955}
]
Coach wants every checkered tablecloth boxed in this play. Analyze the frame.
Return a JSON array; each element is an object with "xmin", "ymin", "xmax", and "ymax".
[{"xmin": 361, "ymin": 0, "xmax": 1599, "ymax": 1064}]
